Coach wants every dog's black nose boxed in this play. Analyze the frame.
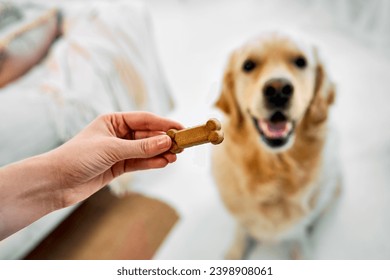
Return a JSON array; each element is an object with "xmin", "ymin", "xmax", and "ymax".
[{"xmin": 263, "ymin": 78, "xmax": 293, "ymax": 109}]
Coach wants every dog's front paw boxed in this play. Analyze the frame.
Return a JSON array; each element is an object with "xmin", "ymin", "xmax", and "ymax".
[
  {"xmin": 225, "ymin": 247, "xmax": 245, "ymax": 260},
  {"xmin": 289, "ymin": 239, "xmax": 312, "ymax": 260}
]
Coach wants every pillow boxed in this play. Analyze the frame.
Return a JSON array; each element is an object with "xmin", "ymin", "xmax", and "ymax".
[
  {"xmin": 0, "ymin": 3, "xmax": 60, "ymax": 88},
  {"xmin": 0, "ymin": 2, "xmax": 22, "ymax": 29}
]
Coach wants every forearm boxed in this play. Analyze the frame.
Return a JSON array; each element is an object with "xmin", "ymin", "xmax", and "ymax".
[{"xmin": 0, "ymin": 153, "xmax": 62, "ymax": 240}]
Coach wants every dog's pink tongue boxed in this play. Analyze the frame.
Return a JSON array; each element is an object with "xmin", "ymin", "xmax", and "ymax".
[{"xmin": 259, "ymin": 120, "xmax": 289, "ymax": 138}]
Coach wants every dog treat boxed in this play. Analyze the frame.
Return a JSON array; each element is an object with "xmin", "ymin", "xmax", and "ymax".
[{"xmin": 167, "ymin": 118, "xmax": 224, "ymax": 153}]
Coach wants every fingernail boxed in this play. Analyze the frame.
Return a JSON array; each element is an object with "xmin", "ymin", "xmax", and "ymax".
[{"xmin": 157, "ymin": 135, "xmax": 171, "ymax": 149}]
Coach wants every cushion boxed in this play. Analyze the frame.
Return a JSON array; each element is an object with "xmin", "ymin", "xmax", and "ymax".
[
  {"xmin": 0, "ymin": 3, "xmax": 60, "ymax": 87},
  {"xmin": 0, "ymin": 3, "xmax": 23, "ymax": 29}
]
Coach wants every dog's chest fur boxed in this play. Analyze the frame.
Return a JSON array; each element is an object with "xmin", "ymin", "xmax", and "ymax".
[{"xmin": 212, "ymin": 119, "xmax": 328, "ymax": 242}]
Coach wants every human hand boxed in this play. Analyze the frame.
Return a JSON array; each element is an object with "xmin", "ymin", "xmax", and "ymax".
[{"xmin": 49, "ymin": 111, "xmax": 183, "ymax": 207}]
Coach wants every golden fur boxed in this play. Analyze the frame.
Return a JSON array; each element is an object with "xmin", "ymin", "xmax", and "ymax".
[{"xmin": 212, "ymin": 32, "xmax": 338, "ymax": 259}]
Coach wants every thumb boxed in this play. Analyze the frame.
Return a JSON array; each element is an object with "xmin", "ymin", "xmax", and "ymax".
[{"xmin": 115, "ymin": 134, "xmax": 172, "ymax": 160}]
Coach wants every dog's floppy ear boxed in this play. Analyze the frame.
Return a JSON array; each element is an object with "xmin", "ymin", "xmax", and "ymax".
[
  {"xmin": 215, "ymin": 53, "xmax": 243, "ymax": 127},
  {"xmin": 313, "ymin": 48, "xmax": 335, "ymax": 106},
  {"xmin": 314, "ymin": 62, "xmax": 335, "ymax": 106},
  {"xmin": 306, "ymin": 49, "xmax": 336, "ymax": 125}
]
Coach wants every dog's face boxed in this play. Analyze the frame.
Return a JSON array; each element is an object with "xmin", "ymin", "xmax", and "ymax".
[{"xmin": 217, "ymin": 32, "xmax": 333, "ymax": 151}]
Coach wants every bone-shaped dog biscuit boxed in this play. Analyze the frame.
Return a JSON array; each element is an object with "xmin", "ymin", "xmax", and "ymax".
[{"xmin": 167, "ymin": 118, "xmax": 224, "ymax": 153}]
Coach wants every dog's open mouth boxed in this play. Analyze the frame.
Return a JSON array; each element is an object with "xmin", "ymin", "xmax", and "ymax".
[{"xmin": 251, "ymin": 111, "xmax": 294, "ymax": 148}]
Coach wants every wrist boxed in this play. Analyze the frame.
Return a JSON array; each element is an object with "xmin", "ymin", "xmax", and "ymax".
[
  {"xmin": 36, "ymin": 151, "xmax": 66, "ymax": 209},
  {"xmin": 0, "ymin": 152, "xmax": 64, "ymax": 239}
]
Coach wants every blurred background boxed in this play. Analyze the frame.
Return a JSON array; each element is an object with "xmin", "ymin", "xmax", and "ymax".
[{"xmin": 1, "ymin": 0, "xmax": 390, "ymax": 259}]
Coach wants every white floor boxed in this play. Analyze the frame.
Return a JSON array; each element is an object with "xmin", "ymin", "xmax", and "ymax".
[{"xmin": 131, "ymin": 0, "xmax": 390, "ymax": 259}]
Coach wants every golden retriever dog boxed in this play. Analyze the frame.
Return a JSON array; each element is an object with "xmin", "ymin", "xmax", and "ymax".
[{"xmin": 212, "ymin": 32, "xmax": 341, "ymax": 259}]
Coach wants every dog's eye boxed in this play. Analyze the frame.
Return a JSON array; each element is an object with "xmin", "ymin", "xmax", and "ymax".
[
  {"xmin": 294, "ymin": 56, "xmax": 307, "ymax": 69},
  {"xmin": 242, "ymin": 59, "xmax": 256, "ymax": 72}
]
